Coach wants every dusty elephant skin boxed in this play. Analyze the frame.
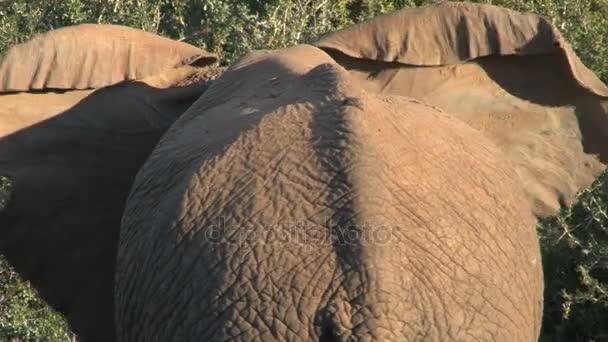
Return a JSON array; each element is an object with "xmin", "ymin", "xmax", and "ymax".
[
  {"xmin": 0, "ymin": 24, "xmax": 218, "ymax": 92},
  {"xmin": 0, "ymin": 79, "xmax": 211, "ymax": 341},
  {"xmin": 116, "ymin": 45, "xmax": 543, "ymax": 341},
  {"xmin": 314, "ymin": 1, "xmax": 608, "ymax": 217},
  {"xmin": 0, "ymin": 25, "xmax": 217, "ymax": 341},
  {"xmin": 1, "ymin": 2, "xmax": 608, "ymax": 341}
]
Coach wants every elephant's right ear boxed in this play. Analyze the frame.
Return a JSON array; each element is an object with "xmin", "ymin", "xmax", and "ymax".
[
  {"xmin": 0, "ymin": 24, "xmax": 218, "ymax": 92},
  {"xmin": 314, "ymin": 1, "xmax": 608, "ymax": 217}
]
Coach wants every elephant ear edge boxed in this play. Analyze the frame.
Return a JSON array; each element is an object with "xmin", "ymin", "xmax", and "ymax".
[
  {"xmin": 0, "ymin": 24, "xmax": 218, "ymax": 93},
  {"xmin": 313, "ymin": 1, "xmax": 608, "ymax": 97},
  {"xmin": 0, "ymin": 65, "xmax": 221, "ymax": 340},
  {"xmin": 314, "ymin": 1, "xmax": 608, "ymax": 217}
]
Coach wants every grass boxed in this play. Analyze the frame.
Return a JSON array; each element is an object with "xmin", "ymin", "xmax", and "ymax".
[
  {"xmin": 0, "ymin": 0, "xmax": 608, "ymax": 340},
  {"xmin": 538, "ymin": 171, "xmax": 608, "ymax": 341},
  {"xmin": 0, "ymin": 257, "xmax": 74, "ymax": 342},
  {"xmin": 1, "ymin": 177, "xmax": 76, "ymax": 341}
]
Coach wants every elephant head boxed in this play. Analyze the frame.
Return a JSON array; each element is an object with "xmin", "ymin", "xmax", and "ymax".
[{"xmin": 0, "ymin": 24, "xmax": 218, "ymax": 341}]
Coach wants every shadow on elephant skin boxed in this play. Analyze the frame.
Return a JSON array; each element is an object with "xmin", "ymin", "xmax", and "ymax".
[{"xmin": 0, "ymin": 79, "xmax": 209, "ymax": 341}]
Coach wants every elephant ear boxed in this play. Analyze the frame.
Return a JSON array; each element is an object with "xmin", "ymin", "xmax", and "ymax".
[
  {"xmin": 314, "ymin": 1, "xmax": 608, "ymax": 216},
  {"xmin": 0, "ymin": 24, "xmax": 218, "ymax": 92},
  {"xmin": 0, "ymin": 66, "xmax": 219, "ymax": 341}
]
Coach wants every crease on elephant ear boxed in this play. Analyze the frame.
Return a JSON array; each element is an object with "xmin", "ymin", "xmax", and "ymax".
[
  {"xmin": 473, "ymin": 52, "xmax": 608, "ymax": 215},
  {"xmin": 0, "ymin": 70, "xmax": 213, "ymax": 341},
  {"xmin": 313, "ymin": 1, "xmax": 608, "ymax": 217},
  {"xmin": 180, "ymin": 54, "xmax": 219, "ymax": 68}
]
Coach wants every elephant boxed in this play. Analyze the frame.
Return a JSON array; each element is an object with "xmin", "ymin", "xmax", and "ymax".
[
  {"xmin": 1, "ymin": 2, "xmax": 607, "ymax": 341},
  {"xmin": 312, "ymin": 1, "xmax": 608, "ymax": 217},
  {"xmin": 115, "ymin": 43, "xmax": 544, "ymax": 341},
  {"xmin": 0, "ymin": 24, "xmax": 219, "ymax": 341}
]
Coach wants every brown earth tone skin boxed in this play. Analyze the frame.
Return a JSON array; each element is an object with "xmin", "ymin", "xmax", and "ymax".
[
  {"xmin": 2, "ymin": 2, "xmax": 608, "ymax": 341},
  {"xmin": 0, "ymin": 24, "xmax": 217, "ymax": 92},
  {"xmin": 116, "ymin": 44, "xmax": 543, "ymax": 341},
  {"xmin": 314, "ymin": 1, "xmax": 608, "ymax": 217},
  {"xmin": 0, "ymin": 25, "xmax": 217, "ymax": 341}
]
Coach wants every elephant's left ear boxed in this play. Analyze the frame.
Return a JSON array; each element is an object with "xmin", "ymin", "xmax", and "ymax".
[
  {"xmin": 0, "ymin": 65, "xmax": 219, "ymax": 340},
  {"xmin": 314, "ymin": 1, "xmax": 608, "ymax": 216},
  {"xmin": 0, "ymin": 24, "xmax": 218, "ymax": 92}
]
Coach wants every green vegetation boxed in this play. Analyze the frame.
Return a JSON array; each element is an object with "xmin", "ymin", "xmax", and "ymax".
[
  {"xmin": 0, "ymin": 0, "xmax": 607, "ymax": 340},
  {"xmin": 3, "ymin": 0, "xmax": 605, "ymax": 75},
  {"xmin": 0, "ymin": 258, "xmax": 74, "ymax": 341},
  {"xmin": 539, "ymin": 172, "xmax": 608, "ymax": 341}
]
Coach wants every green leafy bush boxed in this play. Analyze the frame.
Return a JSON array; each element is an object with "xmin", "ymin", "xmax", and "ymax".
[
  {"xmin": 0, "ymin": 0, "xmax": 608, "ymax": 340},
  {"xmin": 0, "ymin": 258, "xmax": 73, "ymax": 341},
  {"xmin": 538, "ymin": 172, "xmax": 608, "ymax": 341},
  {"xmin": 1, "ymin": 0, "xmax": 607, "ymax": 77}
]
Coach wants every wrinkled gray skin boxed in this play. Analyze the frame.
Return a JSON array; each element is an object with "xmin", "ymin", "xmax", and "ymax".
[{"xmin": 115, "ymin": 46, "xmax": 543, "ymax": 341}]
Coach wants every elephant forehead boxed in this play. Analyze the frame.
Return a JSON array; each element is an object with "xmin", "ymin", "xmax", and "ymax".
[{"xmin": 118, "ymin": 56, "xmax": 541, "ymax": 340}]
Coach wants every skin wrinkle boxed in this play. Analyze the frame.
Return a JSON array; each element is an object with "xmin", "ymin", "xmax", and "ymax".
[
  {"xmin": 125, "ymin": 196, "xmax": 191, "ymax": 293},
  {"xmin": 433, "ymin": 195, "xmax": 504, "ymax": 273},
  {"xmin": 311, "ymin": 266, "xmax": 344, "ymax": 339},
  {"xmin": 327, "ymin": 109, "xmax": 374, "ymax": 337},
  {"xmin": 146, "ymin": 221, "xmax": 222, "ymax": 329},
  {"xmin": 119, "ymin": 153, "xmax": 187, "ymax": 251},
  {"xmin": 395, "ymin": 244, "xmax": 449, "ymax": 336},
  {"xmin": 175, "ymin": 239, "xmax": 251, "ymax": 331},
  {"xmin": 450, "ymin": 165, "xmax": 537, "ymax": 291},
  {"xmin": 370, "ymin": 93, "xmax": 532, "ymax": 336},
  {"xmin": 307, "ymin": 93, "xmax": 367, "ymax": 340},
  {"xmin": 116, "ymin": 46, "xmax": 543, "ymax": 341},
  {"xmin": 121, "ymin": 185, "xmax": 198, "ymax": 336},
  {"xmin": 438, "ymin": 193, "xmax": 512, "ymax": 274},
  {"xmin": 384, "ymin": 186, "xmax": 486, "ymax": 287},
  {"xmin": 128, "ymin": 251, "xmax": 179, "ymax": 337},
  {"xmin": 380, "ymin": 105, "xmax": 476, "ymax": 336},
  {"xmin": 214, "ymin": 251, "xmax": 306, "ymax": 340},
  {"xmin": 342, "ymin": 99, "xmax": 418, "ymax": 340},
  {"xmin": 211, "ymin": 162, "xmax": 322, "ymax": 252},
  {"xmin": 434, "ymin": 195, "xmax": 527, "ymax": 328},
  {"xmin": 170, "ymin": 99, "xmax": 332, "ymax": 340},
  {"xmin": 390, "ymin": 195, "xmax": 475, "ymax": 279},
  {"xmin": 241, "ymin": 295, "xmax": 278, "ymax": 339},
  {"xmin": 191, "ymin": 147, "xmax": 265, "ymax": 223},
  {"xmin": 408, "ymin": 258, "xmax": 454, "ymax": 333},
  {"xmin": 461, "ymin": 291, "xmax": 503, "ymax": 331},
  {"xmin": 393, "ymin": 216, "xmax": 480, "ymax": 288}
]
